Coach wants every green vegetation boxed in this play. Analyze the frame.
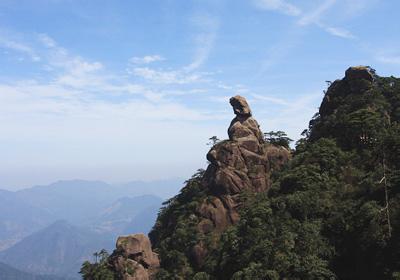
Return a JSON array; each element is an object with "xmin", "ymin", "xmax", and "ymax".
[
  {"xmin": 149, "ymin": 72, "xmax": 400, "ymax": 279},
  {"xmin": 80, "ymin": 249, "xmax": 115, "ymax": 280},
  {"xmin": 203, "ymin": 74, "xmax": 400, "ymax": 279},
  {"xmin": 149, "ymin": 169, "xmax": 208, "ymax": 279},
  {"xmin": 207, "ymin": 136, "xmax": 221, "ymax": 146},
  {"xmin": 264, "ymin": 130, "xmax": 293, "ymax": 148},
  {"xmin": 84, "ymin": 70, "xmax": 400, "ymax": 279}
]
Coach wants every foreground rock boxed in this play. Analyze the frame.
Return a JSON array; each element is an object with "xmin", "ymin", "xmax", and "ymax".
[{"xmin": 108, "ymin": 234, "xmax": 159, "ymax": 280}]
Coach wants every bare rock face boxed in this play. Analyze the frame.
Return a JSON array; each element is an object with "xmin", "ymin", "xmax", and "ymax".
[
  {"xmin": 345, "ymin": 66, "xmax": 374, "ymax": 81},
  {"xmin": 109, "ymin": 234, "xmax": 159, "ymax": 280},
  {"xmin": 192, "ymin": 95, "xmax": 290, "ymax": 266}
]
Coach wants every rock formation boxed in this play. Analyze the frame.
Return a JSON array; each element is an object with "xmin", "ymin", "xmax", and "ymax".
[
  {"xmin": 192, "ymin": 95, "xmax": 291, "ymax": 266},
  {"xmin": 108, "ymin": 234, "xmax": 159, "ymax": 280},
  {"xmin": 319, "ymin": 66, "xmax": 375, "ymax": 121},
  {"xmin": 110, "ymin": 95, "xmax": 291, "ymax": 277},
  {"xmin": 344, "ymin": 65, "xmax": 374, "ymax": 82}
]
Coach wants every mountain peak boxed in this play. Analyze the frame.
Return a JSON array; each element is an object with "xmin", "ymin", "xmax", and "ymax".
[{"xmin": 344, "ymin": 65, "xmax": 374, "ymax": 81}]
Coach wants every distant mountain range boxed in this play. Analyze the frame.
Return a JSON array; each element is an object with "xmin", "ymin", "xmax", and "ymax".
[
  {"xmin": 0, "ymin": 220, "xmax": 112, "ymax": 278},
  {"xmin": 0, "ymin": 261, "xmax": 66, "ymax": 280},
  {"xmin": 0, "ymin": 179, "xmax": 182, "ymax": 279}
]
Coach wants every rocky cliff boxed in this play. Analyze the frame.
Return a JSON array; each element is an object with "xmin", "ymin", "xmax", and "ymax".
[
  {"xmin": 147, "ymin": 95, "xmax": 290, "ymax": 278},
  {"xmin": 82, "ymin": 66, "xmax": 400, "ymax": 279},
  {"xmin": 104, "ymin": 95, "xmax": 290, "ymax": 279}
]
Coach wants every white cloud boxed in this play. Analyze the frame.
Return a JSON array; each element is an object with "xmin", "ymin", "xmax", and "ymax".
[
  {"xmin": 253, "ymin": 0, "xmax": 301, "ymax": 16},
  {"xmin": 130, "ymin": 55, "xmax": 164, "ymax": 64},
  {"xmin": 38, "ymin": 33, "xmax": 57, "ymax": 48},
  {"xmin": 0, "ymin": 78, "xmax": 225, "ymax": 187},
  {"xmin": 253, "ymin": 0, "xmax": 355, "ymax": 40},
  {"xmin": 297, "ymin": 0, "xmax": 356, "ymax": 39},
  {"xmin": 297, "ymin": 0, "xmax": 336, "ymax": 26},
  {"xmin": 251, "ymin": 93, "xmax": 290, "ymax": 106},
  {"xmin": 0, "ymin": 36, "xmax": 40, "ymax": 61},
  {"xmin": 127, "ymin": 14, "xmax": 219, "ymax": 85},
  {"xmin": 323, "ymin": 26, "xmax": 354, "ymax": 39},
  {"xmin": 184, "ymin": 32, "xmax": 217, "ymax": 72},
  {"xmin": 131, "ymin": 67, "xmax": 203, "ymax": 84},
  {"xmin": 341, "ymin": 0, "xmax": 378, "ymax": 18},
  {"xmin": 184, "ymin": 14, "xmax": 219, "ymax": 72}
]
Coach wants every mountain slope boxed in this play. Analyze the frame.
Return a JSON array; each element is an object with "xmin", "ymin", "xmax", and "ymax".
[
  {"xmin": 91, "ymin": 195, "xmax": 162, "ymax": 235},
  {"xmin": 204, "ymin": 66, "xmax": 400, "ymax": 279},
  {"xmin": 82, "ymin": 66, "xmax": 400, "ymax": 279},
  {"xmin": 0, "ymin": 179, "xmax": 177, "ymax": 252},
  {"xmin": 13, "ymin": 179, "xmax": 182, "ymax": 225},
  {"xmin": 0, "ymin": 190, "xmax": 55, "ymax": 251},
  {"xmin": 0, "ymin": 262, "xmax": 66, "ymax": 280},
  {"xmin": 0, "ymin": 220, "xmax": 114, "ymax": 279}
]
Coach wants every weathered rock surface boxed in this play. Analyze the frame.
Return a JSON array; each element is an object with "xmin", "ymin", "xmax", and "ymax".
[
  {"xmin": 112, "ymin": 95, "xmax": 291, "ymax": 275},
  {"xmin": 109, "ymin": 234, "xmax": 159, "ymax": 280},
  {"xmin": 344, "ymin": 66, "xmax": 374, "ymax": 81},
  {"xmin": 192, "ymin": 95, "xmax": 291, "ymax": 266}
]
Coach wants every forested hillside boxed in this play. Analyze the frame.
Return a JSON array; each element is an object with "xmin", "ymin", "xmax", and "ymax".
[{"xmin": 83, "ymin": 66, "xmax": 400, "ymax": 280}]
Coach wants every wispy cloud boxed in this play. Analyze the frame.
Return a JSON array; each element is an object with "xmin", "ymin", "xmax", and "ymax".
[
  {"xmin": 38, "ymin": 33, "xmax": 57, "ymax": 48},
  {"xmin": 322, "ymin": 25, "xmax": 354, "ymax": 39},
  {"xmin": 184, "ymin": 14, "xmax": 219, "ymax": 72},
  {"xmin": 296, "ymin": 0, "xmax": 355, "ymax": 39},
  {"xmin": 130, "ymin": 55, "xmax": 165, "ymax": 64},
  {"xmin": 253, "ymin": 0, "xmax": 355, "ymax": 39},
  {"xmin": 126, "ymin": 15, "xmax": 219, "ymax": 85},
  {"xmin": 251, "ymin": 93, "xmax": 290, "ymax": 106},
  {"xmin": 130, "ymin": 67, "xmax": 203, "ymax": 84},
  {"xmin": 297, "ymin": 0, "xmax": 336, "ymax": 26},
  {"xmin": 37, "ymin": 35, "xmax": 110, "ymax": 89},
  {"xmin": 1, "ymin": 33, "xmax": 221, "ymax": 117},
  {"xmin": 253, "ymin": 0, "xmax": 301, "ymax": 16},
  {"xmin": 0, "ymin": 35, "xmax": 40, "ymax": 61}
]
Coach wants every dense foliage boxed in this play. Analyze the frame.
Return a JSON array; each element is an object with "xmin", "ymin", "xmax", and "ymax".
[
  {"xmin": 83, "ymin": 70, "xmax": 400, "ymax": 279},
  {"xmin": 202, "ymin": 73, "xmax": 400, "ymax": 279},
  {"xmin": 149, "ymin": 169, "xmax": 208, "ymax": 279},
  {"xmin": 264, "ymin": 130, "xmax": 293, "ymax": 149},
  {"xmin": 149, "ymin": 72, "xmax": 400, "ymax": 279}
]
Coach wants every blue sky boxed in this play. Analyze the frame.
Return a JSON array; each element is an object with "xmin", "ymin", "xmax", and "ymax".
[{"xmin": 0, "ymin": 0, "xmax": 399, "ymax": 189}]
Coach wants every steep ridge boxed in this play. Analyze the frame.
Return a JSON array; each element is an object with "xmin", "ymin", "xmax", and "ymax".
[
  {"xmin": 201, "ymin": 66, "xmax": 400, "ymax": 279},
  {"xmin": 84, "ymin": 66, "xmax": 400, "ymax": 279},
  {"xmin": 0, "ymin": 220, "xmax": 113, "ymax": 279},
  {"xmin": 102, "ymin": 95, "xmax": 290, "ymax": 279},
  {"xmin": 191, "ymin": 96, "xmax": 290, "ymax": 266}
]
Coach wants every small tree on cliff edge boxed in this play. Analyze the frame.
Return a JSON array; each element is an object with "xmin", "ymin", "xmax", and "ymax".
[
  {"xmin": 80, "ymin": 249, "xmax": 114, "ymax": 280},
  {"xmin": 264, "ymin": 130, "xmax": 293, "ymax": 148}
]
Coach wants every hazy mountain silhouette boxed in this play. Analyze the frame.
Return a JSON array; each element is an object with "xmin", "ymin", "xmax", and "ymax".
[
  {"xmin": 0, "ymin": 261, "xmax": 67, "ymax": 280},
  {"xmin": 0, "ymin": 179, "xmax": 178, "ymax": 278},
  {"xmin": 0, "ymin": 220, "xmax": 112, "ymax": 279}
]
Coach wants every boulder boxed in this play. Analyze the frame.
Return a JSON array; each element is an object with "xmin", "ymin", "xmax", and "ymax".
[
  {"xmin": 230, "ymin": 95, "xmax": 252, "ymax": 117},
  {"xmin": 109, "ymin": 234, "xmax": 159, "ymax": 280},
  {"xmin": 345, "ymin": 66, "xmax": 374, "ymax": 81}
]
